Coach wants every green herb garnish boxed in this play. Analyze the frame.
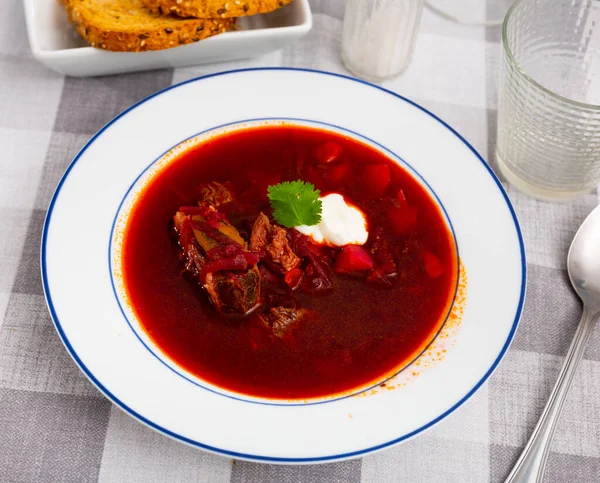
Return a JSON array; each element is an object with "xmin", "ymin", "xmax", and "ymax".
[{"xmin": 267, "ymin": 180, "xmax": 323, "ymax": 228}]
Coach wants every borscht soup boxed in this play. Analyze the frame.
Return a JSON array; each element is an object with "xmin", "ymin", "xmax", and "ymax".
[{"xmin": 121, "ymin": 124, "xmax": 458, "ymax": 399}]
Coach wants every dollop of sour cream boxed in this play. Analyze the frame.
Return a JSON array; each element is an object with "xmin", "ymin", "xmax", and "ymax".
[{"xmin": 295, "ymin": 193, "xmax": 368, "ymax": 246}]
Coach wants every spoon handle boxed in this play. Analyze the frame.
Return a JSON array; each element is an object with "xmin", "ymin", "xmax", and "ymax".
[{"xmin": 504, "ymin": 306, "xmax": 599, "ymax": 483}]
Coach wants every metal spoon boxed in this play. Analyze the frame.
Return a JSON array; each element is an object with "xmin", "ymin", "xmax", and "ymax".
[{"xmin": 504, "ymin": 204, "xmax": 600, "ymax": 483}]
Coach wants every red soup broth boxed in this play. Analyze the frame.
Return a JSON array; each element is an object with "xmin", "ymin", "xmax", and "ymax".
[{"xmin": 122, "ymin": 125, "xmax": 458, "ymax": 399}]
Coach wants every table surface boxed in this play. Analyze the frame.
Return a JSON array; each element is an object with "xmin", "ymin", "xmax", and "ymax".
[{"xmin": 1, "ymin": 0, "xmax": 599, "ymax": 481}]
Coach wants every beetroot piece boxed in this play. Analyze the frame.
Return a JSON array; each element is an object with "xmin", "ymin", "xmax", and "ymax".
[
  {"xmin": 396, "ymin": 189, "xmax": 408, "ymax": 205},
  {"xmin": 284, "ymin": 267, "xmax": 304, "ymax": 289},
  {"xmin": 178, "ymin": 205, "xmax": 211, "ymax": 216},
  {"xmin": 315, "ymin": 142, "xmax": 343, "ymax": 164},
  {"xmin": 423, "ymin": 251, "xmax": 444, "ymax": 278},
  {"xmin": 303, "ymin": 249, "xmax": 334, "ymax": 293},
  {"xmin": 199, "ymin": 254, "xmax": 251, "ymax": 283},
  {"xmin": 388, "ymin": 205, "xmax": 418, "ymax": 236},
  {"xmin": 334, "ymin": 245, "xmax": 374, "ymax": 273},
  {"xmin": 323, "ymin": 161, "xmax": 352, "ymax": 186},
  {"xmin": 362, "ymin": 164, "xmax": 391, "ymax": 197}
]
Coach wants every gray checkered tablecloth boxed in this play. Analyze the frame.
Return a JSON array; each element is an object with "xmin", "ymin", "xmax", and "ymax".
[{"xmin": 1, "ymin": 0, "xmax": 599, "ymax": 481}]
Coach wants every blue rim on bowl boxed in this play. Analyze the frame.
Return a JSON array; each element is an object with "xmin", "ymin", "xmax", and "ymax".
[{"xmin": 41, "ymin": 67, "xmax": 526, "ymax": 463}]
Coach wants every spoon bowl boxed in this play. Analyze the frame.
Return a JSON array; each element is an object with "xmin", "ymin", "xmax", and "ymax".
[
  {"xmin": 568, "ymin": 205, "xmax": 600, "ymax": 308},
  {"xmin": 505, "ymin": 204, "xmax": 600, "ymax": 483}
]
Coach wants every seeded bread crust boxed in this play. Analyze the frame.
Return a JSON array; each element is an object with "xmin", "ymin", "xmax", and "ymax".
[
  {"xmin": 64, "ymin": 0, "xmax": 235, "ymax": 52},
  {"xmin": 142, "ymin": 0, "xmax": 293, "ymax": 19}
]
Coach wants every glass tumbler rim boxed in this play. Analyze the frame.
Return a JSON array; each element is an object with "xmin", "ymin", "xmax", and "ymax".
[{"xmin": 502, "ymin": 0, "xmax": 600, "ymax": 111}]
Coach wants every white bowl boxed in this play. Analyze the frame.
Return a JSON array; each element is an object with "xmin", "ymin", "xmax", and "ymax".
[
  {"xmin": 42, "ymin": 68, "xmax": 526, "ymax": 463},
  {"xmin": 23, "ymin": 0, "xmax": 312, "ymax": 77}
]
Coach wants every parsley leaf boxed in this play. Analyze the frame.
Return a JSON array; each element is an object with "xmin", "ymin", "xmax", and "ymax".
[{"xmin": 267, "ymin": 180, "xmax": 322, "ymax": 228}]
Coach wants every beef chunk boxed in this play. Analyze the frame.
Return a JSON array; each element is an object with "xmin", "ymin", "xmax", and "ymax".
[
  {"xmin": 250, "ymin": 213, "xmax": 301, "ymax": 273},
  {"xmin": 258, "ymin": 306, "xmax": 305, "ymax": 338},
  {"xmin": 250, "ymin": 212, "xmax": 269, "ymax": 252},
  {"xmin": 205, "ymin": 268, "xmax": 260, "ymax": 315},
  {"xmin": 197, "ymin": 181, "xmax": 234, "ymax": 208},
  {"xmin": 270, "ymin": 228, "xmax": 299, "ymax": 271},
  {"xmin": 174, "ymin": 211, "xmax": 205, "ymax": 275},
  {"xmin": 174, "ymin": 206, "xmax": 260, "ymax": 315}
]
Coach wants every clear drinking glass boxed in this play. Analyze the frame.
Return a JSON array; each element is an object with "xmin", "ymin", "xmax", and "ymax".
[
  {"xmin": 496, "ymin": 0, "xmax": 600, "ymax": 200},
  {"xmin": 341, "ymin": 0, "xmax": 425, "ymax": 83}
]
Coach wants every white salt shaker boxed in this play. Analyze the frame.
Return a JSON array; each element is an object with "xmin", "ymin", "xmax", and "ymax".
[{"xmin": 341, "ymin": 0, "xmax": 425, "ymax": 82}]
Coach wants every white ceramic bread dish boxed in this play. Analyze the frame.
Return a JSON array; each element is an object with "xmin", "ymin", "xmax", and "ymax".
[{"xmin": 24, "ymin": 0, "xmax": 312, "ymax": 76}]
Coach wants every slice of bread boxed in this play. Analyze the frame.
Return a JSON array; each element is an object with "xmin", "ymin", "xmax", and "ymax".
[
  {"xmin": 142, "ymin": 0, "xmax": 293, "ymax": 19},
  {"xmin": 64, "ymin": 0, "xmax": 235, "ymax": 52}
]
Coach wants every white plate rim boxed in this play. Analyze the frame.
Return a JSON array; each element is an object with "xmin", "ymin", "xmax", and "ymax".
[{"xmin": 41, "ymin": 67, "xmax": 526, "ymax": 463}]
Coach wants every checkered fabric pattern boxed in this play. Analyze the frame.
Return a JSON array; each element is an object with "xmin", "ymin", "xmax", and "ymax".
[{"xmin": 1, "ymin": 0, "xmax": 599, "ymax": 481}]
